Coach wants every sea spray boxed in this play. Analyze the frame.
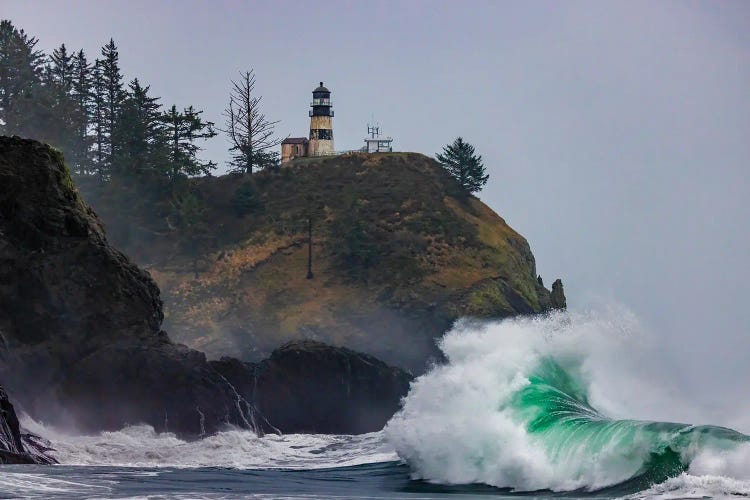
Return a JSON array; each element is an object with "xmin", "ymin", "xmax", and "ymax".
[
  {"xmin": 385, "ymin": 310, "xmax": 750, "ymax": 492},
  {"xmin": 12, "ymin": 308, "xmax": 750, "ymax": 498}
]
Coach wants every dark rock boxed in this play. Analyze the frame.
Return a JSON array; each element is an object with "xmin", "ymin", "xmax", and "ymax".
[
  {"xmin": 0, "ymin": 136, "xmax": 416, "ymax": 438},
  {"xmin": 551, "ymin": 279, "xmax": 567, "ymax": 310},
  {"xmin": 0, "ymin": 385, "xmax": 54, "ymax": 464},
  {"xmin": 57, "ymin": 340, "xmax": 249, "ymax": 436},
  {"xmin": 0, "ymin": 137, "xmax": 248, "ymax": 438},
  {"xmin": 212, "ymin": 340, "xmax": 413, "ymax": 434}
]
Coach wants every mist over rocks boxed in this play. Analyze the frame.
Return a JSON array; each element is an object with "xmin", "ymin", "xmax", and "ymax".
[
  {"xmin": 76, "ymin": 152, "xmax": 565, "ymax": 373},
  {"xmin": 0, "ymin": 136, "xmax": 417, "ymax": 438},
  {"xmin": 0, "ymin": 137, "xmax": 250, "ymax": 437}
]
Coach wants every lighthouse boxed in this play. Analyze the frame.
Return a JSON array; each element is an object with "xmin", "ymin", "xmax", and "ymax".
[{"xmin": 308, "ymin": 82, "xmax": 334, "ymax": 156}]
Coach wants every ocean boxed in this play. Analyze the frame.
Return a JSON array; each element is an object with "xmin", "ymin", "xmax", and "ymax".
[{"xmin": 3, "ymin": 311, "xmax": 749, "ymax": 499}]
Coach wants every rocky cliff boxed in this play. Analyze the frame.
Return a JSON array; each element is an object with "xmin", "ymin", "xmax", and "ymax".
[
  {"xmin": 0, "ymin": 137, "xmax": 252, "ymax": 437},
  {"xmin": 0, "ymin": 136, "xmax": 414, "ymax": 437},
  {"xmin": 77, "ymin": 152, "xmax": 565, "ymax": 372}
]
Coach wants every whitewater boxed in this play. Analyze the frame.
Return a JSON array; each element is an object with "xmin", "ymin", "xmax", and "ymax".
[
  {"xmin": 386, "ymin": 309, "xmax": 750, "ymax": 496},
  {"xmin": 2, "ymin": 309, "xmax": 749, "ymax": 499}
]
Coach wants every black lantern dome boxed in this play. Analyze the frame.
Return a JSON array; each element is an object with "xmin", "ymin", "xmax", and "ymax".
[{"xmin": 310, "ymin": 82, "xmax": 333, "ymax": 117}]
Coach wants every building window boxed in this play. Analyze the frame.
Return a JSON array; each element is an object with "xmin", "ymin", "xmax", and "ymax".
[
  {"xmin": 310, "ymin": 129, "xmax": 333, "ymax": 140},
  {"xmin": 311, "ymin": 106, "xmax": 333, "ymax": 117}
]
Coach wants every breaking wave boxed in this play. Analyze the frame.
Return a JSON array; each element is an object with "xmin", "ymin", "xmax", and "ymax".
[
  {"xmin": 12, "ymin": 308, "xmax": 750, "ymax": 498},
  {"xmin": 385, "ymin": 310, "xmax": 750, "ymax": 493}
]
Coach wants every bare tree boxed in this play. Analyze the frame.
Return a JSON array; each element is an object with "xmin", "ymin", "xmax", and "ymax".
[{"xmin": 222, "ymin": 69, "xmax": 281, "ymax": 174}]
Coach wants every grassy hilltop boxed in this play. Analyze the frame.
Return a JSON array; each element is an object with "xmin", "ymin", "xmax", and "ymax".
[{"xmin": 78, "ymin": 152, "xmax": 561, "ymax": 372}]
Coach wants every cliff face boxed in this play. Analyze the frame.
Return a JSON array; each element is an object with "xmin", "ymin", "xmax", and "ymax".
[
  {"xmin": 0, "ymin": 136, "xmax": 416, "ymax": 437},
  {"xmin": 78, "ymin": 152, "xmax": 563, "ymax": 372},
  {"xmin": 0, "ymin": 137, "xmax": 248, "ymax": 437}
]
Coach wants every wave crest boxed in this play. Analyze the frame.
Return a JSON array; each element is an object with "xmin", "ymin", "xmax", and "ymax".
[{"xmin": 385, "ymin": 310, "xmax": 750, "ymax": 492}]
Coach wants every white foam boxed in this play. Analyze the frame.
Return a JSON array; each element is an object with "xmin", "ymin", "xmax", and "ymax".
[
  {"xmin": 689, "ymin": 442, "xmax": 750, "ymax": 480},
  {"xmin": 14, "ymin": 307, "xmax": 750, "ymax": 497},
  {"xmin": 624, "ymin": 473, "xmax": 750, "ymax": 499},
  {"xmin": 0, "ymin": 472, "xmax": 112, "ymax": 498},
  {"xmin": 20, "ymin": 416, "xmax": 396, "ymax": 469},
  {"xmin": 384, "ymin": 310, "xmax": 750, "ymax": 492}
]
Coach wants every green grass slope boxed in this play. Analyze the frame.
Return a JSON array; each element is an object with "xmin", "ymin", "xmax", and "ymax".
[{"xmin": 78, "ymin": 152, "xmax": 559, "ymax": 372}]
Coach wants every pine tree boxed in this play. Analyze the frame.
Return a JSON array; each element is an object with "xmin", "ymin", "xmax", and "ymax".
[
  {"xmin": 70, "ymin": 49, "xmax": 93, "ymax": 174},
  {"xmin": 254, "ymin": 149, "xmax": 280, "ymax": 172},
  {"xmin": 1, "ymin": 24, "xmax": 219, "ymax": 187},
  {"xmin": 99, "ymin": 39, "xmax": 125, "ymax": 170},
  {"xmin": 112, "ymin": 78, "xmax": 166, "ymax": 177},
  {"xmin": 435, "ymin": 137, "xmax": 489, "ymax": 194},
  {"xmin": 47, "ymin": 43, "xmax": 74, "ymax": 91},
  {"xmin": 44, "ymin": 43, "xmax": 81, "ymax": 164},
  {"xmin": 0, "ymin": 20, "xmax": 45, "ymax": 137},
  {"xmin": 90, "ymin": 59, "xmax": 107, "ymax": 180},
  {"xmin": 163, "ymin": 104, "xmax": 217, "ymax": 181},
  {"xmin": 169, "ymin": 190, "xmax": 211, "ymax": 278}
]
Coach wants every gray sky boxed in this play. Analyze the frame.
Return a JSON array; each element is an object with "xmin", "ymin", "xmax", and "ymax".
[{"xmin": 3, "ymin": 0, "xmax": 750, "ymax": 428}]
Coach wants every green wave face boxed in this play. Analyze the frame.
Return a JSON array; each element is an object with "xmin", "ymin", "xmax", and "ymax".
[
  {"xmin": 387, "ymin": 313, "xmax": 750, "ymax": 493},
  {"xmin": 510, "ymin": 357, "xmax": 749, "ymax": 489}
]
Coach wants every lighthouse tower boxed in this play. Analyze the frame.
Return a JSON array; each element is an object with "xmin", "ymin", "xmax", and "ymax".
[{"xmin": 308, "ymin": 82, "xmax": 334, "ymax": 156}]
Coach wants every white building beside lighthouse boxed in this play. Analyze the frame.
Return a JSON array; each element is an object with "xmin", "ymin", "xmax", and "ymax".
[{"xmin": 363, "ymin": 124, "xmax": 393, "ymax": 153}]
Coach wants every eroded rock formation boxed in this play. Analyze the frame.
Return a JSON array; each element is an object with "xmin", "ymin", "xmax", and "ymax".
[
  {"xmin": 211, "ymin": 340, "xmax": 413, "ymax": 434},
  {"xmin": 0, "ymin": 137, "xmax": 248, "ymax": 437},
  {"xmin": 0, "ymin": 137, "xmax": 415, "ymax": 437}
]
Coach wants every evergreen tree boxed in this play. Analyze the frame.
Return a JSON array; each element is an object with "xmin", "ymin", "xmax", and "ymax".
[
  {"xmin": 255, "ymin": 149, "xmax": 280, "ymax": 172},
  {"xmin": 112, "ymin": 78, "xmax": 166, "ymax": 177},
  {"xmin": 44, "ymin": 43, "xmax": 82, "ymax": 164},
  {"xmin": 70, "ymin": 49, "xmax": 93, "ymax": 174},
  {"xmin": 0, "ymin": 20, "xmax": 45, "ymax": 137},
  {"xmin": 1, "ymin": 23, "xmax": 219, "ymax": 187},
  {"xmin": 99, "ymin": 39, "xmax": 125, "ymax": 169},
  {"xmin": 90, "ymin": 60, "xmax": 107, "ymax": 180},
  {"xmin": 169, "ymin": 190, "xmax": 211, "ymax": 278},
  {"xmin": 435, "ymin": 137, "xmax": 489, "ymax": 194},
  {"xmin": 47, "ymin": 43, "xmax": 74, "ymax": 90},
  {"xmin": 163, "ymin": 104, "xmax": 217, "ymax": 181},
  {"xmin": 231, "ymin": 178, "xmax": 262, "ymax": 216}
]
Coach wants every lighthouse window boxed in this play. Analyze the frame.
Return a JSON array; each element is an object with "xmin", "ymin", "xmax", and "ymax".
[
  {"xmin": 311, "ymin": 129, "xmax": 332, "ymax": 140},
  {"xmin": 311, "ymin": 106, "xmax": 333, "ymax": 117}
]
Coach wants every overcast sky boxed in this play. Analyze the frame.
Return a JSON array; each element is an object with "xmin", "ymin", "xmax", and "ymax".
[{"xmin": 3, "ymin": 0, "xmax": 749, "ymax": 428}]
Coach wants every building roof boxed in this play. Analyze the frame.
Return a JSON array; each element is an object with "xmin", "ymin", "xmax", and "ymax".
[
  {"xmin": 282, "ymin": 137, "xmax": 308, "ymax": 144},
  {"xmin": 313, "ymin": 81, "xmax": 330, "ymax": 93}
]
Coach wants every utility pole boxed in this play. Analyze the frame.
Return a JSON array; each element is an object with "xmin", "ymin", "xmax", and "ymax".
[{"xmin": 306, "ymin": 216, "xmax": 314, "ymax": 280}]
